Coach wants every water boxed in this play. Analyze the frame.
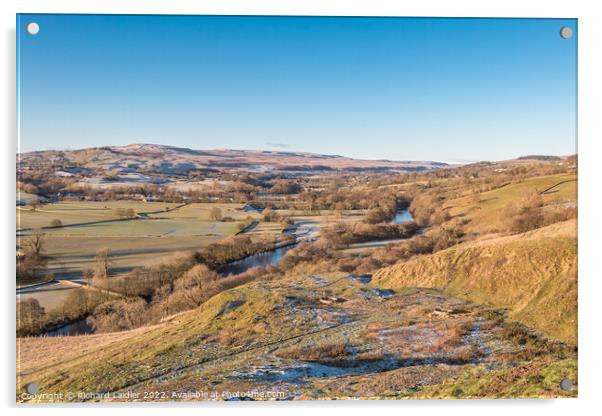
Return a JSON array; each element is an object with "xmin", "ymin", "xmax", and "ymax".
[
  {"xmin": 219, "ymin": 209, "xmax": 413, "ymax": 276},
  {"xmin": 218, "ymin": 245, "xmax": 297, "ymax": 276},
  {"xmin": 391, "ymin": 208, "xmax": 413, "ymax": 224},
  {"xmin": 44, "ymin": 319, "xmax": 94, "ymax": 337},
  {"xmin": 347, "ymin": 237, "xmax": 407, "ymax": 249}
]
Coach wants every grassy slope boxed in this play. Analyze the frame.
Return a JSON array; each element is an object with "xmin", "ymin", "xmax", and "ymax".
[
  {"xmin": 373, "ymin": 219, "xmax": 577, "ymax": 344},
  {"xmin": 445, "ymin": 174, "xmax": 576, "ymax": 235},
  {"xmin": 18, "ymin": 270, "xmax": 577, "ymax": 401},
  {"xmin": 17, "ymin": 282, "xmax": 294, "ymax": 398},
  {"xmin": 414, "ymin": 357, "xmax": 577, "ymax": 399}
]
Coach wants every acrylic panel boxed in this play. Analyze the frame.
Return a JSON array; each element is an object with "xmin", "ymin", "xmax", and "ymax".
[{"xmin": 16, "ymin": 14, "xmax": 577, "ymax": 402}]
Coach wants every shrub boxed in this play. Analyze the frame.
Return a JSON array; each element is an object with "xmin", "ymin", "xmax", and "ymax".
[
  {"xmin": 505, "ymin": 190, "xmax": 544, "ymax": 233},
  {"xmin": 87, "ymin": 297, "xmax": 148, "ymax": 333},
  {"xmin": 276, "ymin": 341, "xmax": 349, "ymax": 361},
  {"xmin": 262, "ymin": 207, "xmax": 280, "ymax": 222},
  {"xmin": 16, "ymin": 299, "xmax": 46, "ymax": 336},
  {"xmin": 50, "ymin": 219, "xmax": 63, "ymax": 228},
  {"xmin": 210, "ymin": 207, "xmax": 223, "ymax": 221}
]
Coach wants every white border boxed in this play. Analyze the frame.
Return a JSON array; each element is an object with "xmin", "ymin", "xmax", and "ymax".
[{"xmin": 2, "ymin": 1, "xmax": 601, "ymax": 415}]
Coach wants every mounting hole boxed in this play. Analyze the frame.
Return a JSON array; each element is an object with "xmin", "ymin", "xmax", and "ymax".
[
  {"xmin": 560, "ymin": 379, "xmax": 573, "ymax": 391},
  {"xmin": 25, "ymin": 383, "xmax": 39, "ymax": 395},
  {"xmin": 560, "ymin": 27, "xmax": 573, "ymax": 39},
  {"xmin": 26, "ymin": 22, "xmax": 40, "ymax": 36}
]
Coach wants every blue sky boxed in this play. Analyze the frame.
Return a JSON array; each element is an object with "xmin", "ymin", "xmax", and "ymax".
[{"xmin": 17, "ymin": 15, "xmax": 577, "ymax": 162}]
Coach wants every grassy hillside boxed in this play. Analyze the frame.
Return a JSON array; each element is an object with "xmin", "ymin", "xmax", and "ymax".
[
  {"xmin": 18, "ymin": 271, "xmax": 576, "ymax": 401},
  {"xmin": 444, "ymin": 174, "xmax": 576, "ymax": 235},
  {"xmin": 373, "ymin": 220, "xmax": 577, "ymax": 344}
]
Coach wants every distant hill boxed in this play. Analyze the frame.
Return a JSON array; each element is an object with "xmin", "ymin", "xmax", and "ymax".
[
  {"xmin": 517, "ymin": 155, "xmax": 562, "ymax": 161},
  {"xmin": 18, "ymin": 144, "xmax": 447, "ymax": 175}
]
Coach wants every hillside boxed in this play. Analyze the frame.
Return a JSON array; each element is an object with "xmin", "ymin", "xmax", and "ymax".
[
  {"xmin": 372, "ymin": 220, "xmax": 577, "ymax": 344},
  {"xmin": 18, "ymin": 144, "xmax": 447, "ymax": 176},
  {"xmin": 444, "ymin": 173, "xmax": 577, "ymax": 236},
  {"xmin": 18, "ymin": 269, "xmax": 576, "ymax": 401}
]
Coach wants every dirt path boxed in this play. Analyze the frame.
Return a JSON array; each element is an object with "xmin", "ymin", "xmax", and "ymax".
[{"xmin": 61, "ymin": 279, "xmax": 125, "ymax": 298}]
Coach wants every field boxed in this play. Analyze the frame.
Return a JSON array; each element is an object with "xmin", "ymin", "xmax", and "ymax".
[
  {"xmin": 26, "ymin": 218, "xmax": 240, "ymax": 238},
  {"xmin": 20, "ymin": 204, "xmax": 361, "ymax": 282},
  {"xmin": 29, "ymin": 235, "xmax": 223, "ymax": 279},
  {"xmin": 17, "ymin": 281, "xmax": 80, "ymax": 311},
  {"xmin": 17, "ymin": 201, "xmax": 182, "ymax": 230},
  {"xmin": 16, "ymin": 201, "xmax": 290, "ymax": 309},
  {"xmin": 146, "ymin": 203, "xmax": 250, "ymax": 220}
]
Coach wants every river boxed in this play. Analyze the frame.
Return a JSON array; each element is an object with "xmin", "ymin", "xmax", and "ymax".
[
  {"xmin": 339, "ymin": 208, "xmax": 415, "ymax": 251},
  {"xmin": 43, "ymin": 319, "xmax": 93, "ymax": 337},
  {"xmin": 219, "ymin": 208, "xmax": 414, "ymax": 276},
  {"xmin": 392, "ymin": 208, "xmax": 413, "ymax": 224},
  {"xmin": 218, "ymin": 244, "xmax": 297, "ymax": 276}
]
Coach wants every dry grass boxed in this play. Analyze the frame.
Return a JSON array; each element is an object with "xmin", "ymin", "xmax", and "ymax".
[
  {"xmin": 373, "ymin": 220, "xmax": 577, "ymax": 344},
  {"xmin": 276, "ymin": 341, "xmax": 349, "ymax": 361},
  {"xmin": 17, "ymin": 324, "xmax": 153, "ymax": 375},
  {"xmin": 445, "ymin": 173, "xmax": 576, "ymax": 235},
  {"xmin": 217, "ymin": 328, "xmax": 237, "ymax": 346}
]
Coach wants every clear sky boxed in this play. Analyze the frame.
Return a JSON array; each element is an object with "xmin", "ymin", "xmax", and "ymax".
[{"xmin": 17, "ymin": 15, "xmax": 577, "ymax": 162}]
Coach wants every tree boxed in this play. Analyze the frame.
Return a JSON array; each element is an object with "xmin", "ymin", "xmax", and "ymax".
[
  {"xmin": 50, "ymin": 219, "xmax": 63, "ymax": 228},
  {"xmin": 116, "ymin": 208, "xmax": 136, "ymax": 219},
  {"xmin": 364, "ymin": 207, "xmax": 391, "ymax": 224},
  {"xmin": 22, "ymin": 232, "xmax": 44, "ymax": 259},
  {"xmin": 174, "ymin": 264, "xmax": 218, "ymax": 308},
  {"xmin": 17, "ymin": 233, "xmax": 47, "ymax": 283},
  {"xmin": 506, "ymin": 190, "xmax": 544, "ymax": 233},
  {"xmin": 87, "ymin": 298, "xmax": 147, "ymax": 332},
  {"xmin": 27, "ymin": 198, "xmax": 41, "ymax": 211},
  {"xmin": 262, "ymin": 207, "xmax": 280, "ymax": 222},
  {"xmin": 17, "ymin": 298, "xmax": 46, "ymax": 335},
  {"xmin": 271, "ymin": 179, "xmax": 301, "ymax": 195},
  {"xmin": 210, "ymin": 207, "xmax": 223, "ymax": 221},
  {"xmin": 93, "ymin": 248, "xmax": 112, "ymax": 279}
]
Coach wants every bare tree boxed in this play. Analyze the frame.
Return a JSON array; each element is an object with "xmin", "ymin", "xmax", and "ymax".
[
  {"xmin": 210, "ymin": 207, "xmax": 223, "ymax": 221},
  {"xmin": 17, "ymin": 299, "xmax": 46, "ymax": 335},
  {"xmin": 22, "ymin": 232, "xmax": 44, "ymax": 259},
  {"xmin": 93, "ymin": 248, "xmax": 112, "ymax": 279},
  {"xmin": 26, "ymin": 198, "xmax": 41, "ymax": 211}
]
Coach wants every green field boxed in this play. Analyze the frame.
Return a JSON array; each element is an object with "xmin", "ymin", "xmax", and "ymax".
[
  {"xmin": 17, "ymin": 201, "xmax": 291, "ymax": 281},
  {"xmin": 28, "ymin": 218, "xmax": 239, "ymax": 238},
  {"xmin": 147, "ymin": 202, "xmax": 251, "ymax": 220},
  {"xmin": 17, "ymin": 201, "xmax": 182, "ymax": 230},
  {"xmin": 19, "ymin": 234, "xmax": 222, "ymax": 280}
]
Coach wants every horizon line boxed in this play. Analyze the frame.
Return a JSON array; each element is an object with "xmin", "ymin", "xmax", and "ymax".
[{"xmin": 16, "ymin": 142, "xmax": 576, "ymax": 166}]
